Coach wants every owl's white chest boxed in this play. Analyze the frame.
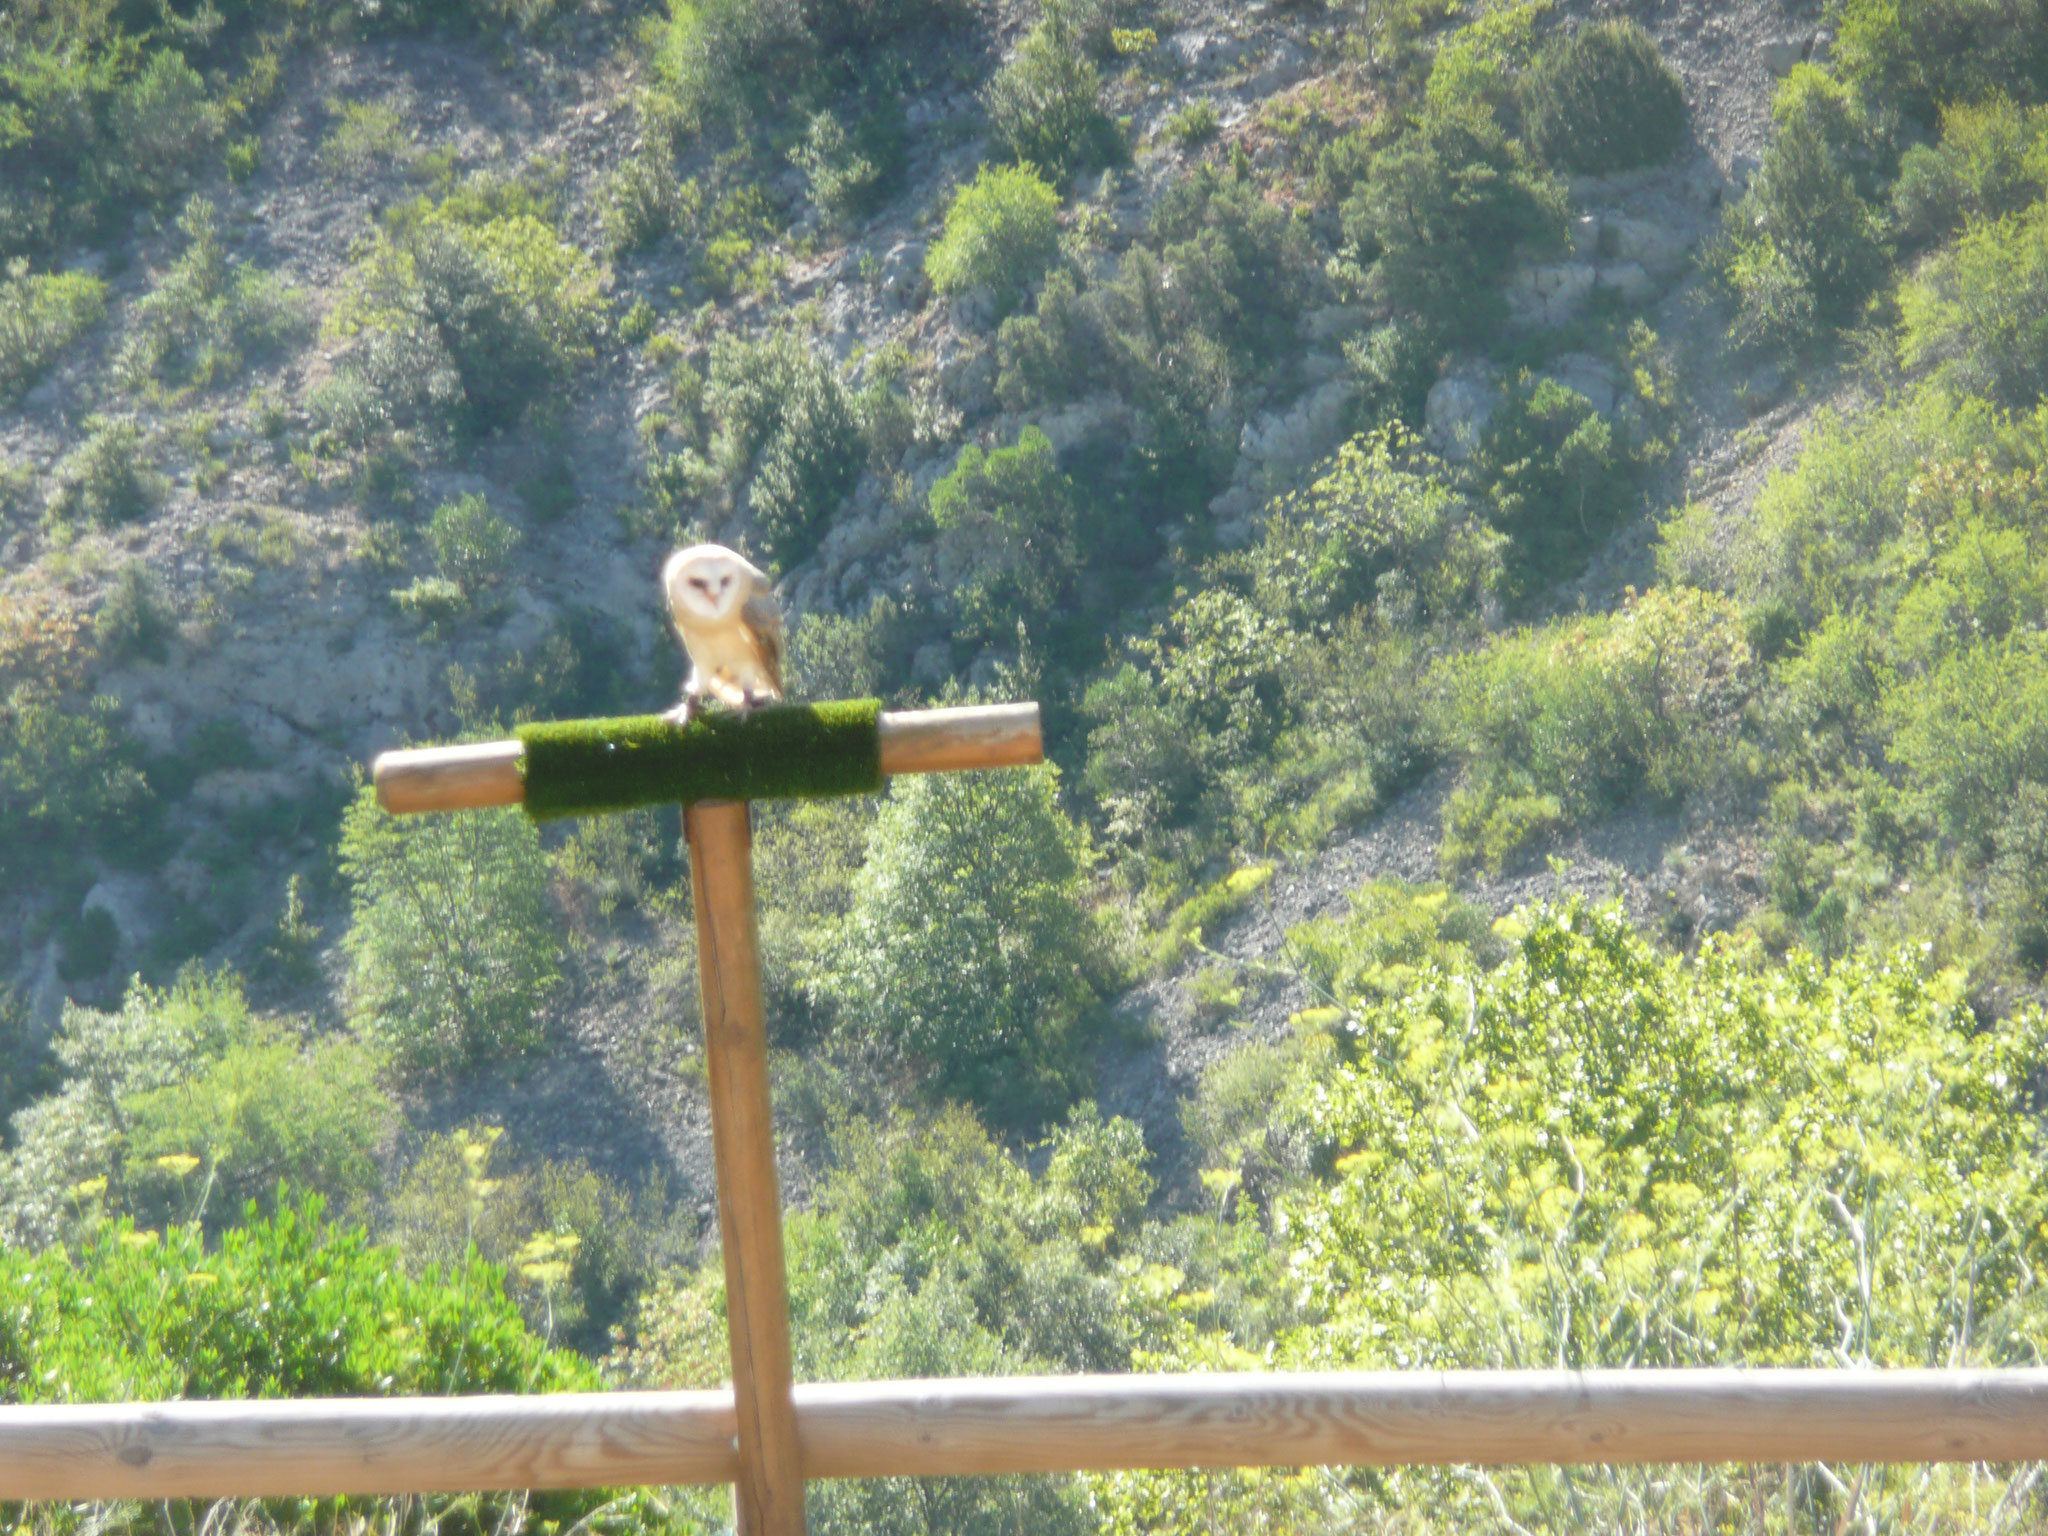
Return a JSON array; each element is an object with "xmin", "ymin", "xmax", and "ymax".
[{"xmin": 679, "ymin": 613, "xmax": 773, "ymax": 700}]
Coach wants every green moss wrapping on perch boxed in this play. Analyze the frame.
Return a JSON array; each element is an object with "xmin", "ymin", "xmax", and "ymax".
[{"xmin": 516, "ymin": 700, "xmax": 884, "ymax": 819}]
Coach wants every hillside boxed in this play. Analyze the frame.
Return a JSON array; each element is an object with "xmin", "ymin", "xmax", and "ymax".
[{"xmin": 9, "ymin": 0, "xmax": 2048, "ymax": 1529}]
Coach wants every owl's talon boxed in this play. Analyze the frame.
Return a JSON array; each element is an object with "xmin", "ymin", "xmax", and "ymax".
[{"xmin": 662, "ymin": 699, "xmax": 695, "ymax": 728}]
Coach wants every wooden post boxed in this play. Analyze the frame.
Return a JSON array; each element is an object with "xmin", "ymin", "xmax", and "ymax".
[{"xmin": 684, "ymin": 800, "xmax": 805, "ymax": 1536}]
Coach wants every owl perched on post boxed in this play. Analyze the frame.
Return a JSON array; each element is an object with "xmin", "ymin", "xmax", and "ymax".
[{"xmin": 661, "ymin": 544, "xmax": 784, "ymax": 726}]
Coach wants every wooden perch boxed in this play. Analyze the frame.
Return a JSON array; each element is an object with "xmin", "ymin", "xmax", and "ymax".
[
  {"xmin": 371, "ymin": 702, "xmax": 1042, "ymax": 816},
  {"xmin": 8, "ymin": 1369, "xmax": 2048, "ymax": 1501}
]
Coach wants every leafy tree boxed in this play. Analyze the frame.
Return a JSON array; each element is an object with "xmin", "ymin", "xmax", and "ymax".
[
  {"xmin": 0, "ymin": 970, "xmax": 392, "ymax": 1247},
  {"xmin": 1887, "ymin": 633, "xmax": 2048, "ymax": 855},
  {"xmin": 1989, "ymin": 780, "xmax": 2048, "ymax": 970},
  {"xmin": 1147, "ymin": 159, "xmax": 1315, "ymax": 366},
  {"xmin": 322, "ymin": 196, "xmax": 604, "ymax": 443},
  {"xmin": 928, "ymin": 426, "xmax": 1082, "ymax": 642},
  {"xmin": 1718, "ymin": 67, "xmax": 1887, "ymax": 347},
  {"xmin": 337, "ymin": 785, "xmax": 562, "ymax": 1072},
  {"xmin": 1833, "ymin": 0, "xmax": 2048, "ymax": 125},
  {"xmin": 1891, "ymin": 94, "xmax": 2048, "ymax": 248},
  {"xmin": 1900, "ymin": 199, "xmax": 2048, "ymax": 408},
  {"xmin": 1475, "ymin": 373, "xmax": 1636, "ymax": 585},
  {"xmin": 0, "ymin": 685, "xmax": 148, "ymax": 889},
  {"xmin": 830, "ymin": 765, "xmax": 1103, "ymax": 1124},
  {"xmin": 1424, "ymin": 0, "xmax": 1550, "ymax": 125},
  {"xmin": 984, "ymin": 0, "xmax": 1123, "ymax": 184},
  {"xmin": 1344, "ymin": 103, "xmax": 1568, "ymax": 340},
  {"xmin": 1519, "ymin": 19, "xmax": 1687, "ymax": 175},
  {"xmin": 793, "ymin": 101, "xmax": 906, "ymax": 225},
  {"xmin": 925, "ymin": 162, "xmax": 1060, "ymax": 310},
  {"xmin": 706, "ymin": 326, "xmax": 864, "ymax": 567},
  {"xmin": 0, "ymin": 37, "xmax": 220, "ymax": 259}
]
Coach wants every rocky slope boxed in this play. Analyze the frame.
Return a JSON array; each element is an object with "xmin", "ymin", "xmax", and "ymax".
[{"xmin": 3, "ymin": 0, "xmax": 1835, "ymax": 1209}]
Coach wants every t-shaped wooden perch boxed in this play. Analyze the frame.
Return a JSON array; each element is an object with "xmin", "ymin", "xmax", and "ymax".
[{"xmin": 370, "ymin": 700, "xmax": 1041, "ymax": 1536}]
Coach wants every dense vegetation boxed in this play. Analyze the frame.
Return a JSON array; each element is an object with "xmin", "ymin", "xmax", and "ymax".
[{"xmin": 9, "ymin": 0, "xmax": 2048, "ymax": 1531}]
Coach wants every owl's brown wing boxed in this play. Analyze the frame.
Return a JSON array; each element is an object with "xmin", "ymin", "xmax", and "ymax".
[{"xmin": 742, "ymin": 589, "xmax": 785, "ymax": 697}]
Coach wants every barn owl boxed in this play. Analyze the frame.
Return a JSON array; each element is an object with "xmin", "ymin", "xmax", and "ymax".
[{"xmin": 661, "ymin": 543, "xmax": 784, "ymax": 726}]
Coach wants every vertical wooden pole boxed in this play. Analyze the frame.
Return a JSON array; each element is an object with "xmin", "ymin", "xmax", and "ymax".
[{"xmin": 684, "ymin": 800, "xmax": 805, "ymax": 1536}]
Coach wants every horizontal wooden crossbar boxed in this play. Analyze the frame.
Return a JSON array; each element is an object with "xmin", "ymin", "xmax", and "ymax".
[
  {"xmin": 372, "ymin": 703, "xmax": 1042, "ymax": 816},
  {"xmin": 8, "ymin": 1369, "xmax": 2048, "ymax": 1501}
]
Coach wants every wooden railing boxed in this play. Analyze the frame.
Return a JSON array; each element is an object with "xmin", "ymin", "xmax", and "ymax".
[{"xmin": 7, "ymin": 1368, "xmax": 2048, "ymax": 1501}]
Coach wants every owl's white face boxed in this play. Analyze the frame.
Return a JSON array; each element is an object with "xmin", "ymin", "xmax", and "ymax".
[{"xmin": 664, "ymin": 545, "xmax": 751, "ymax": 624}]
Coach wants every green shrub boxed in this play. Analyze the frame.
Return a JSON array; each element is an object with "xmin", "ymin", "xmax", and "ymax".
[
  {"xmin": 1080, "ymin": 664, "xmax": 1209, "ymax": 845},
  {"xmin": 323, "ymin": 198, "xmax": 604, "ymax": 443},
  {"xmin": 319, "ymin": 97, "xmax": 415, "ymax": 181},
  {"xmin": 0, "ymin": 686, "xmax": 149, "ymax": 891},
  {"xmin": 0, "ymin": 970, "xmax": 393, "ymax": 1246},
  {"xmin": 1440, "ymin": 589, "xmax": 1754, "ymax": 871},
  {"xmin": 1519, "ymin": 19, "xmax": 1686, "ymax": 175},
  {"xmin": 1257, "ymin": 427, "xmax": 1497, "ymax": 627},
  {"xmin": 1833, "ymin": 0, "xmax": 2048, "ymax": 125},
  {"xmin": 387, "ymin": 1126, "xmax": 689, "ymax": 1355},
  {"xmin": 116, "ymin": 198, "xmax": 308, "ymax": 395},
  {"xmin": 390, "ymin": 574, "xmax": 468, "ymax": 622},
  {"xmin": 984, "ymin": 2, "xmax": 1124, "ymax": 184},
  {"xmin": 1093, "ymin": 247, "xmax": 1236, "ymax": 487},
  {"xmin": 56, "ymin": 906, "xmax": 118, "ymax": 982},
  {"xmin": 794, "ymin": 102, "xmax": 906, "ymax": 225},
  {"xmin": 427, "ymin": 491, "xmax": 520, "ymax": 595},
  {"xmin": 1148, "ymin": 160, "xmax": 1315, "ymax": 365},
  {"xmin": 930, "ymin": 426, "xmax": 1081, "ymax": 643},
  {"xmin": 107, "ymin": 50, "xmax": 224, "ymax": 207},
  {"xmin": 1424, "ymin": 0, "xmax": 1549, "ymax": 125},
  {"xmin": 94, "ymin": 560, "xmax": 177, "ymax": 662},
  {"xmin": 0, "ymin": 261, "xmax": 106, "ymax": 404},
  {"xmin": 1888, "ymin": 634, "xmax": 2048, "ymax": 855},
  {"xmin": 1152, "ymin": 864, "xmax": 1274, "ymax": 970},
  {"xmin": 0, "ymin": 1189, "xmax": 598, "ymax": 1536},
  {"xmin": 1161, "ymin": 97, "xmax": 1219, "ymax": 148},
  {"xmin": 653, "ymin": 0, "xmax": 961, "ymax": 136},
  {"xmin": 1900, "ymin": 200, "xmax": 2048, "ymax": 408},
  {"xmin": 1268, "ymin": 900, "xmax": 2048, "ymax": 1526},
  {"xmin": 995, "ymin": 266, "xmax": 1101, "ymax": 409},
  {"xmin": 600, "ymin": 150, "xmax": 700, "ymax": 257},
  {"xmin": 1892, "ymin": 95, "xmax": 2048, "ymax": 248},
  {"xmin": 337, "ymin": 785, "xmax": 562, "ymax": 1073},
  {"xmin": 1717, "ymin": 68, "xmax": 1887, "ymax": 347},
  {"xmin": 926, "ymin": 163, "xmax": 1062, "ymax": 309},
  {"xmin": 46, "ymin": 416, "xmax": 157, "ymax": 529},
  {"xmin": 1344, "ymin": 104, "xmax": 1568, "ymax": 339},
  {"xmin": 1475, "ymin": 372, "xmax": 1637, "ymax": 587},
  {"xmin": 1990, "ymin": 780, "xmax": 2048, "ymax": 970},
  {"xmin": 830, "ymin": 764, "xmax": 1105, "ymax": 1126},
  {"xmin": 706, "ymin": 327, "xmax": 863, "ymax": 567},
  {"xmin": 1285, "ymin": 878, "xmax": 1505, "ymax": 1005}
]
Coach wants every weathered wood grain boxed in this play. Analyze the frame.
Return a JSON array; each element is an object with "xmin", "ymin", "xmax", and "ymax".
[
  {"xmin": 794, "ymin": 1369, "xmax": 2048, "ymax": 1476},
  {"xmin": 0, "ymin": 1391, "xmax": 735, "ymax": 1500},
  {"xmin": 875, "ymin": 703, "xmax": 1042, "ymax": 774},
  {"xmin": 686, "ymin": 800, "xmax": 805, "ymax": 1536},
  {"xmin": 7, "ymin": 1370, "xmax": 2047, "ymax": 1501},
  {"xmin": 372, "ymin": 738, "xmax": 525, "ymax": 815}
]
